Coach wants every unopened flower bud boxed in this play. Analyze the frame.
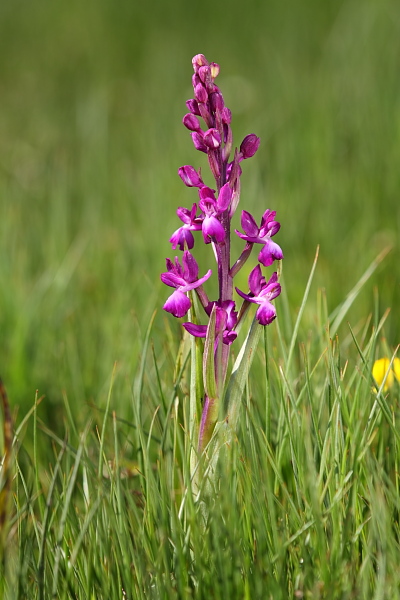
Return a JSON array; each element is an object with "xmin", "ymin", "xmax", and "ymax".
[
  {"xmin": 178, "ymin": 165, "xmax": 204, "ymax": 187},
  {"xmin": 209, "ymin": 92, "xmax": 224, "ymax": 112},
  {"xmin": 186, "ymin": 99, "xmax": 201, "ymax": 116},
  {"xmin": 192, "ymin": 74, "xmax": 201, "ymax": 88},
  {"xmin": 204, "ymin": 128, "xmax": 221, "ymax": 149},
  {"xmin": 210, "ymin": 62, "xmax": 220, "ymax": 79},
  {"xmin": 240, "ymin": 134, "xmax": 260, "ymax": 159},
  {"xmin": 183, "ymin": 113, "xmax": 201, "ymax": 131},
  {"xmin": 194, "ymin": 83, "xmax": 208, "ymax": 103},
  {"xmin": 192, "ymin": 54, "xmax": 209, "ymax": 72},
  {"xmin": 198, "ymin": 65, "xmax": 211, "ymax": 84},
  {"xmin": 191, "ymin": 131, "xmax": 208, "ymax": 153}
]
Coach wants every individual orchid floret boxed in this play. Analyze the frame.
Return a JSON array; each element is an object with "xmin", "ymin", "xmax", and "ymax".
[
  {"xmin": 169, "ymin": 203, "xmax": 204, "ymax": 250},
  {"xmin": 183, "ymin": 300, "xmax": 238, "ymax": 346},
  {"xmin": 178, "ymin": 165, "xmax": 204, "ymax": 188},
  {"xmin": 161, "ymin": 251, "xmax": 212, "ymax": 318},
  {"xmin": 198, "ymin": 183, "xmax": 232, "ymax": 244},
  {"xmin": 235, "ymin": 209, "xmax": 283, "ymax": 267},
  {"xmin": 236, "ymin": 265, "xmax": 281, "ymax": 326}
]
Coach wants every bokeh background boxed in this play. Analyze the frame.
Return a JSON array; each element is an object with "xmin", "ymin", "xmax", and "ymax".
[{"xmin": 0, "ymin": 0, "xmax": 399, "ymax": 426}]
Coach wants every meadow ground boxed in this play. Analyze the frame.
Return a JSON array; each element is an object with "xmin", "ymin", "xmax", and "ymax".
[{"xmin": 1, "ymin": 0, "xmax": 400, "ymax": 597}]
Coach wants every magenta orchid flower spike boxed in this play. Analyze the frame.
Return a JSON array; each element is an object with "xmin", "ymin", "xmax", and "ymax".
[{"xmin": 160, "ymin": 54, "xmax": 284, "ymax": 456}]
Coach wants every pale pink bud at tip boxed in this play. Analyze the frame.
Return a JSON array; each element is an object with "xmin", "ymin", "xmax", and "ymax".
[
  {"xmin": 194, "ymin": 83, "xmax": 208, "ymax": 103},
  {"xmin": 210, "ymin": 62, "xmax": 220, "ymax": 79},
  {"xmin": 192, "ymin": 54, "xmax": 209, "ymax": 71}
]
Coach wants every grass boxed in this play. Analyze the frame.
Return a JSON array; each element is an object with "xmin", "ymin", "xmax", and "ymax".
[
  {"xmin": 2, "ymin": 268, "xmax": 400, "ymax": 599},
  {"xmin": 1, "ymin": 0, "xmax": 400, "ymax": 597}
]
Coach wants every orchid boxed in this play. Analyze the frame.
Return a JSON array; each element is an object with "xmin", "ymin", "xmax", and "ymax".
[
  {"xmin": 169, "ymin": 203, "xmax": 204, "ymax": 250},
  {"xmin": 235, "ymin": 209, "xmax": 284, "ymax": 267},
  {"xmin": 198, "ymin": 183, "xmax": 232, "ymax": 244},
  {"xmin": 160, "ymin": 250, "xmax": 211, "ymax": 318},
  {"xmin": 236, "ymin": 266, "xmax": 281, "ymax": 326},
  {"xmin": 160, "ymin": 54, "xmax": 284, "ymax": 458}
]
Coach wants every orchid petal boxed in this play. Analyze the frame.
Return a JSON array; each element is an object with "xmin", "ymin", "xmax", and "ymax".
[
  {"xmin": 182, "ymin": 250, "xmax": 199, "ymax": 282},
  {"xmin": 265, "ymin": 220, "xmax": 280, "ymax": 237},
  {"xmin": 160, "ymin": 272, "xmax": 186, "ymax": 288},
  {"xmin": 265, "ymin": 271, "xmax": 279, "ymax": 288},
  {"xmin": 241, "ymin": 210, "xmax": 259, "ymax": 237},
  {"xmin": 223, "ymin": 330, "xmax": 238, "ymax": 345},
  {"xmin": 165, "ymin": 258, "xmax": 175, "ymax": 272},
  {"xmin": 202, "ymin": 216, "xmax": 225, "ymax": 244},
  {"xmin": 176, "ymin": 205, "xmax": 193, "ymax": 224},
  {"xmin": 260, "ymin": 209, "xmax": 276, "ymax": 227},
  {"xmin": 199, "ymin": 186, "xmax": 216, "ymax": 202},
  {"xmin": 183, "ymin": 322, "xmax": 208, "ymax": 338},
  {"xmin": 248, "ymin": 265, "xmax": 266, "ymax": 295},
  {"xmin": 258, "ymin": 239, "xmax": 284, "ymax": 267},
  {"xmin": 217, "ymin": 183, "xmax": 232, "ymax": 212},
  {"xmin": 234, "ymin": 229, "xmax": 259, "ymax": 243},
  {"xmin": 235, "ymin": 287, "xmax": 257, "ymax": 304},
  {"xmin": 180, "ymin": 269, "xmax": 212, "ymax": 292},
  {"xmin": 169, "ymin": 228, "xmax": 194, "ymax": 251},
  {"xmin": 256, "ymin": 302, "xmax": 277, "ymax": 325},
  {"xmin": 163, "ymin": 290, "xmax": 191, "ymax": 318},
  {"xmin": 259, "ymin": 277, "xmax": 281, "ymax": 301}
]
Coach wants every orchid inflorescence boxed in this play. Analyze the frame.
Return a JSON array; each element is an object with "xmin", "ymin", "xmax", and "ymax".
[{"xmin": 160, "ymin": 54, "xmax": 283, "ymax": 452}]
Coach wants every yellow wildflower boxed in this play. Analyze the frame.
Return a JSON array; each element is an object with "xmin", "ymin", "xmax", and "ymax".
[{"xmin": 372, "ymin": 357, "xmax": 400, "ymax": 391}]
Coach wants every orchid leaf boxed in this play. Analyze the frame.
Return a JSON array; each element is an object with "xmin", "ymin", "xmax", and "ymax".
[
  {"xmin": 203, "ymin": 305, "xmax": 218, "ymax": 401},
  {"xmin": 223, "ymin": 316, "xmax": 262, "ymax": 432}
]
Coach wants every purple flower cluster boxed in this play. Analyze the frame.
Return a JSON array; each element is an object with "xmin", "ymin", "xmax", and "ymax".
[{"xmin": 161, "ymin": 53, "xmax": 283, "ymax": 346}]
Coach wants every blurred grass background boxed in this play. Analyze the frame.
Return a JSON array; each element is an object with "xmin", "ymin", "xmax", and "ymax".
[{"xmin": 0, "ymin": 0, "xmax": 399, "ymax": 428}]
